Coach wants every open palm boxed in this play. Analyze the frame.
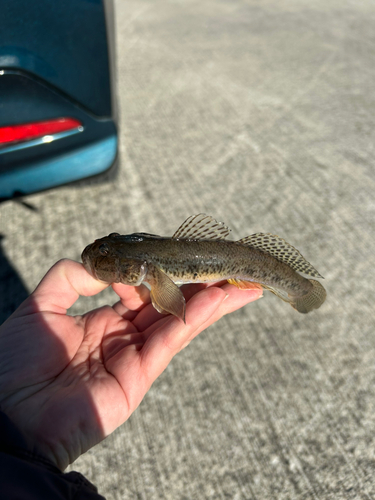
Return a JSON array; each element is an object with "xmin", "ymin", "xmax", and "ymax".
[{"xmin": 0, "ymin": 259, "xmax": 261, "ymax": 470}]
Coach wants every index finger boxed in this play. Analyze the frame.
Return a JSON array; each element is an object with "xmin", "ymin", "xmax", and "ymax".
[{"xmin": 111, "ymin": 282, "xmax": 151, "ymax": 316}]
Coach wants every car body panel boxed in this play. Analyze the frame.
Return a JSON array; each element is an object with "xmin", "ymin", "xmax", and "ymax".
[{"xmin": 0, "ymin": 0, "xmax": 118, "ymax": 200}]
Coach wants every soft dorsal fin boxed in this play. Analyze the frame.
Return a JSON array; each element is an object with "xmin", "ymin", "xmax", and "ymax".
[
  {"xmin": 172, "ymin": 214, "xmax": 231, "ymax": 240},
  {"xmin": 238, "ymin": 233, "xmax": 324, "ymax": 279}
]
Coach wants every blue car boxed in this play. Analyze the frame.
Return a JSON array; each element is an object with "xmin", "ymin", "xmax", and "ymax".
[{"xmin": 0, "ymin": 0, "xmax": 118, "ymax": 200}]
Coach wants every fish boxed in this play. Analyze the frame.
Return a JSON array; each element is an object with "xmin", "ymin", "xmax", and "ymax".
[{"xmin": 81, "ymin": 214, "xmax": 326, "ymax": 322}]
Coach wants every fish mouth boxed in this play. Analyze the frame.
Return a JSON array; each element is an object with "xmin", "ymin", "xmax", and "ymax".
[{"xmin": 81, "ymin": 244, "xmax": 97, "ymax": 279}]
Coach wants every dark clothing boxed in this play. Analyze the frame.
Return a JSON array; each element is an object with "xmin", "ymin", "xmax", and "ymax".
[{"xmin": 0, "ymin": 412, "xmax": 105, "ymax": 500}]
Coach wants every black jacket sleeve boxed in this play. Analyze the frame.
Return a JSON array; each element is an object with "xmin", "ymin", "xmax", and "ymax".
[{"xmin": 0, "ymin": 411, "xmax": 106, "ymax": 500}]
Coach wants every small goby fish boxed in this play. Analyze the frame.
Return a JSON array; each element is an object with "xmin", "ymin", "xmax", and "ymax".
[{"xmin": 81, "ymin": 214, "xmax": 326, "ymax": 322}]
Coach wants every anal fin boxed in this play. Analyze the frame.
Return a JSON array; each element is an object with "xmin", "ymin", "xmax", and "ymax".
[
  {"xmin": 261, "ymin": 284, "xmax": 292, "ymax": 304},
  {"xmin": 227, "ymin": 279, "xmax": 264, "ymax": 291}
]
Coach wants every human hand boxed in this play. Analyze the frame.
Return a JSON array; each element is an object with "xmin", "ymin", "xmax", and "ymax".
[{"xmin": 0, "ymin": 259, "xmax": 262, "ymax": 470}]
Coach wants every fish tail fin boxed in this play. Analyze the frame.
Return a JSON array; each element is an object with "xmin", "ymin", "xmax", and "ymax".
[
  {"xmin": 262, "ymin": 280, "xmax": 326, "ymax": 313},
  {"xmin": 290, "ymin": 279, "xmax": 326, "ymax": 313}
]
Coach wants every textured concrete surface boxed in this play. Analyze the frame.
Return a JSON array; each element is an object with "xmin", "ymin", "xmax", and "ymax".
[{"xmin": 1, "ymin": 0, "xmax": 375, "ymax": 498}]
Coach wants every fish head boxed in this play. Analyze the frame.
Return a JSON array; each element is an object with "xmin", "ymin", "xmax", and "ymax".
[
  {"xmin": 82, "ymin": 233, "xmax": 148, "ymax": 286},
  {"xmin": 81, "ymin": 233, "xmax": 121, "ymax": 283}
]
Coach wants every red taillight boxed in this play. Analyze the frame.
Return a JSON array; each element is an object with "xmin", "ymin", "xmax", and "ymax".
[{"xmin": 0, "ymin": 117, "xmax": 83, "ymax": 146}]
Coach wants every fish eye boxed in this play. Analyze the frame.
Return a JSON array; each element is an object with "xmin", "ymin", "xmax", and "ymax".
[
  {"xmin": 99, "ymin": 243, "xmax": 110, "ymax": 256},
  {"xmin": 108, "ymin": 232, "xmax": 120, "ymax": 237}
]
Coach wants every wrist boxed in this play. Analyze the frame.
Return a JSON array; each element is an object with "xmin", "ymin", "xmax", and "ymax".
[
  {"xmin": 0, "ymin": 411, "xmax": 63, "ymax": 470},
  {"xmin": 0, "ymin": 408, "xmax": 72, "ymax": 470}
]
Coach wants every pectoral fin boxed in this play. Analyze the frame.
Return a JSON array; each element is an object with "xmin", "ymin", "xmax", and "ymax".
[{"xmin": 146, "ymin": 265, "xmax": 186, "ymax": 322}]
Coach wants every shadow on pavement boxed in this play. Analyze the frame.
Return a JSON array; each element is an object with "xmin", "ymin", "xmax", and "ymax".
[{"xmin": 0, "ymin": 234, "xmax": 29, "ymax": 325}]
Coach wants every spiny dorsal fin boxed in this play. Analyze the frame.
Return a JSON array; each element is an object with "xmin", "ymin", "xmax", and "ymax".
[
  {"xmin": 238, "ymin": 233, "xmax": 324, "ymax": 279},
  {"xmin": 172, "ymin": 214, "xmax": 231, "ymax": 240}
]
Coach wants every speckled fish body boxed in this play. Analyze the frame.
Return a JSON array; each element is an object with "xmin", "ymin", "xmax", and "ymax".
[{"xmin": 82, "ymin": 214, "xmax": 326, "ymax": 322}]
